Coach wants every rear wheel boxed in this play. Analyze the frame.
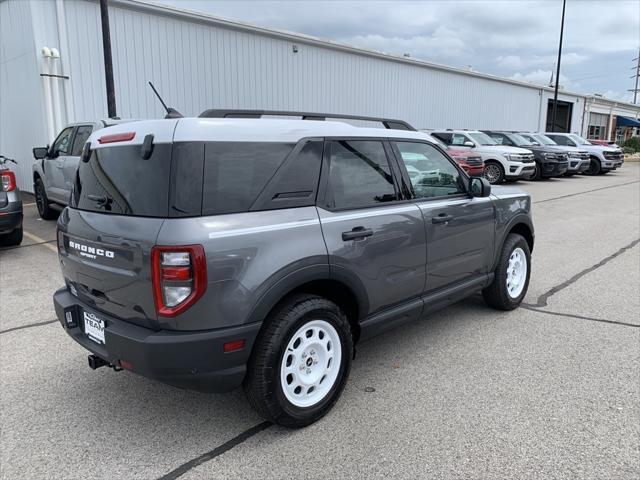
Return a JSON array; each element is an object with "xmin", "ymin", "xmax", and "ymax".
[
  {"xmin": 483, "ymin": 161, "xmax": 504, "ymax": 184},
  {"xmin": 35, "ymin": 178, "xmax": 56, "ymax": 220},
  {"xmin": 0, "ymin": 226, "xmax": 23, "ymax": 246},
  {"xmin": 244, "ymin": 294, "xmax": 353, "ymax": 428},
  {"xmin": 483, "ymin": 233, "xmax": 531, "ymax": 310},
  {"xmin": 585, "ymin": 157, "xmax": 601, "ymax": 176}
]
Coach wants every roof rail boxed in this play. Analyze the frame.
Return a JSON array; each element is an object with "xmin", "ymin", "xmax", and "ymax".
[{"xmin": 198, "ymin": 109, "xmax": 416, "ymax": 131}]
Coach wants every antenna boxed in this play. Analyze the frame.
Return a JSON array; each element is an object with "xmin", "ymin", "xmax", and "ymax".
[{"xmin": 148, "ymin": 82, "xmax": 183, "ymax": 119}]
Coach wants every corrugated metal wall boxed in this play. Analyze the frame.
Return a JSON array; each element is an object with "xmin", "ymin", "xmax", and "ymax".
[{"xmin": 64, "ymin": 0, "xmax": 545, "ymax": 129}]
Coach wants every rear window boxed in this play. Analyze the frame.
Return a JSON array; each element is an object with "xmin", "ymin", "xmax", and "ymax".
[
  {"xmin": 74, "ymin": 144, "xmax": 172, "ymax": 217},
  {"xmin": 202, "ymin": 142, "xmax": 294, "ymax": 215}
]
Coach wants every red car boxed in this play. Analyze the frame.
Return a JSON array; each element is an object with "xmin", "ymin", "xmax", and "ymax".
[
  {"xmin": 424, "ymin": 132, "xmax": 484, "ymax": 177},
  {"xmin": 589, "ymin": 139, "xmax": 619, "ymax": 148}
]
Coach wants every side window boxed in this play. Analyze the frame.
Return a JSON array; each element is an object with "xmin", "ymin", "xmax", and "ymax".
[
  {"xmin": 70, "ymin": 125, "xmax": 93, "ymax": 156},
  {"xmin": 488, "ymin": 133, "xmax": 506, "ymax": 145},
  {"xmin": 326, "ymin": 140, "xmax": 397, "ymax": 209},
  {"xmin": 451, "ymin": 133, "xmax": 469, "ymax": 146},
  {"xmin": 52, "ymin": 127, "xmax": 74, "ymax": 156},
  {"xmin": 550, "ymin": 135, "xmax": 567, "ymax": 146},
  {"xmin": 432, "ymin": 132, "xmax": 452, "ymax": 145},
  {"xmin": 202, "ymin": 142, "xmax": 294, "ymax": 215},
  {"xmin": 393, "ymin": 141, "xmax": 467, "ymax": 199}
]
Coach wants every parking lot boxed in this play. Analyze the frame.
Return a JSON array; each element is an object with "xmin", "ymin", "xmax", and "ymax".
[{"xmin": 0, "ymin": 165, "xmax": 638, "ymax": 479}]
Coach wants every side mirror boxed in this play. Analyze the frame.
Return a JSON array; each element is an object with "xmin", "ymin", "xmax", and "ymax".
[
  {"xmin": 463, "ymin": 141, "xmax": 475, "ymax": 147},
  {"xmin": 33, "ymin": 147, "xmax": 48, "ymax": 160},
  {"xmin": 470, "ymin": 177, "xmax": 491, "ymax": 197}
]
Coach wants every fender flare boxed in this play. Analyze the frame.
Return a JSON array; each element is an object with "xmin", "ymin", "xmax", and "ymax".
[{"xmin": 492, "ymin": 214, "xmax": 535, "ymax": 270}]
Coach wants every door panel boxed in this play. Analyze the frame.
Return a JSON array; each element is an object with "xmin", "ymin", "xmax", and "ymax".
[
  {"xmin": 318, "ymin": 204, "xmax": 426, "ymax": 314},
  {"xmin": 417, "ymin": 197, "xmax": 494, "ymax": 291},
  {"xmin": 318, "ymin": 139, "xmax": 427, "ymax": 318}
]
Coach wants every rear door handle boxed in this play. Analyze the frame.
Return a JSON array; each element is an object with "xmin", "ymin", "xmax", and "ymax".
[
  {"xmin": 432, "ymin": 214, "xmax": 453, "ymax": 224},
  {"xmin": 342, "ymin": 226, "xmax": 374, "ymax": 241}
]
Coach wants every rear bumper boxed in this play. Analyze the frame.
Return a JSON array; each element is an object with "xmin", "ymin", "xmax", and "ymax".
[
  {"xmin": 53, "ymin": 288, "xmax": 261, "ymax": 393},
  {"xmin": 0, "ymin": 201, "xmax": 23, "ymax": 234}
]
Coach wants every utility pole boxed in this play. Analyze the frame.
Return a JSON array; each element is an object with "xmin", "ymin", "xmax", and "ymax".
[
  {"xmin": 629, "ymin": 48, "xmax": 640, "ymax": 104},
  {"xmin": 99, "ymin": 0, "xmax": 117, "ymax": 118},
  {"xmin": 551, "ymin": 0, "xmax": 566, "ymax": 132}
]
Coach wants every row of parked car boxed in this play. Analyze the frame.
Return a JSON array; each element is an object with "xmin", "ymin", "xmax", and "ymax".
[
  {"xmin": 0, "ymin": 116, "xmax": 626, "ymax": 248},
  {"xmin": 424, "ymin": 129, "xmax": 624, "ymax": 184}
]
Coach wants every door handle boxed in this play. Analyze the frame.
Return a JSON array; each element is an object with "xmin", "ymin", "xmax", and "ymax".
[
  {"xmin": 342, "ymin": 226, "xmax": 374, "ymax": 241},
  {"xmin": 432, "ymin": 214, "xmax": 453, "ymax": 224},
  {"xmin": 56, "ymin": 163, "xmax": 64, "ymax": 169}
]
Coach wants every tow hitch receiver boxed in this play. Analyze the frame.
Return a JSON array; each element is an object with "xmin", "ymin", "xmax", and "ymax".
[{"xmin": 87, "ymin": 354, "xmax": 122, "ymax": 371}]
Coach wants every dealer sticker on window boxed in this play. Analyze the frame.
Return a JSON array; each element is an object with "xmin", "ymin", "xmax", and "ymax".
[{"xmin": 83, "ymin": 311, "xmax": 105, "ymax": 345}]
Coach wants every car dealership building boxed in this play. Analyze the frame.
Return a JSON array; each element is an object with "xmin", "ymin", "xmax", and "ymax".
[{"xmin": 2, "ymin": 0, "xmax": 639, "ymax": 193}]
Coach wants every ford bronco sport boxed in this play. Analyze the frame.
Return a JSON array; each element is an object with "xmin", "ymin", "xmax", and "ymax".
[{"xmin": 54, "ymin": 110, "xmax": 534, "ymax": 427}]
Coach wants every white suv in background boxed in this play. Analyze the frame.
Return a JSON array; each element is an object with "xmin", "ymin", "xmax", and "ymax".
[
  {"xmin": 431, "ymin": 130, "xmax": 535, "ymax": 184},
  {"xmin": 544, "ymin": 132, "xmax": 624, "ymax": 175}
]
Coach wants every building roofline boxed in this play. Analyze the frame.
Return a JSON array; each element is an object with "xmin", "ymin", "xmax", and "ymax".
[{"xmin": 112, "ymin": 0, "xmax": 639, "ymax": 111}]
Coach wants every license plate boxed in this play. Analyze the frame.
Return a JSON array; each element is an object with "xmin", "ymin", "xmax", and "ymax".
[{"xmin": 83, "ymin": 311, "xmax": 106, "ymax": 345}]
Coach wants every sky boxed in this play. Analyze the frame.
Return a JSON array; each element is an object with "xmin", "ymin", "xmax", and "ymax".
[{"xmin": 155, "ymin": 0, "xmax": 640, "ymax": 103}]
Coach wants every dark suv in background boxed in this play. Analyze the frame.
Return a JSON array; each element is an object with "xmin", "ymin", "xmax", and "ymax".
[
  {"xmin": 482, "ymin": 131, "xmax": 568, "ymax": 180},
  {"xmin": 53, "ymin": 111, "xmax": 534, "ymax": 427}
]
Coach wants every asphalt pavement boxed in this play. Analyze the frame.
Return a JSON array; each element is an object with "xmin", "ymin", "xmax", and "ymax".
[{"xmin": 1, "ymin": 165, "xmax": 638, "ymax": 479}]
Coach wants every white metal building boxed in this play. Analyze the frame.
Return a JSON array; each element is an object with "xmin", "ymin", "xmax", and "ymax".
[{"xmin": 2, "ymin": 0, "xmax": 639, "ymax": 193}]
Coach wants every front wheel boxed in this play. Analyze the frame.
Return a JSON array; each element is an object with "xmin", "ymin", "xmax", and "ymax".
[
  {"xmin": 35, "ymin": 178, "xmax": 57, "ymax": 220},
  {"xmin": 244, "ymin": 294, "xmax": 353, "ymax": 428},
  {"xmin": 483, "ymin": 233, "xmax": 531, "ymax": 310},
  {"xmin": 483, "ymin": 161, "xmax": 505, "ymax": 184},
  {"xmin": 585, "ymin": 157, "xmax": 601, "ymax": 176}
]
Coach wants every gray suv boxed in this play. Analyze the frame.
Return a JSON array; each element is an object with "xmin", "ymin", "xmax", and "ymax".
[
  {"xmin": 53, "ymin": 111, "xmax": 534, "ymax": 427},
  {"xmin": 32, "ymin": 119, "xmax": 133, "ymax": 219}
]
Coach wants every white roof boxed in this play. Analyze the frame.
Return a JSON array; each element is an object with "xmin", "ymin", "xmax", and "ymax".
[{"xmin": 89, "ymin": 118, "xmax": 432, "ymax": 148}]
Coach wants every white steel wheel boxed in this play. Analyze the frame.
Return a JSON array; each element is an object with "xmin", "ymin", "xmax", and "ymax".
[
  {"xmin": 506, "ymin": 247, "xmax": 527, "ymax": 298},
  {"xmin": 280, "ymin": 319, "xmax": 342, "ymax": 408}
]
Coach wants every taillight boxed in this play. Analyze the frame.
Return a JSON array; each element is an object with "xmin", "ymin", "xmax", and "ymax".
[
  {"xmin": 151, "ymin": 245, "xmax": 207, "ymax": 317},
  {"xmin": 1, "ymin": 171, "xmax": 16, "ymax": 192},
  {"xmin": 97, "ymin": 132, "xmax": 136, "ymax": 144}
]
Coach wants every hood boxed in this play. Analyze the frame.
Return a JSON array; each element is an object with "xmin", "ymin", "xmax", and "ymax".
[{"xmin": 475, "ymin": 145, "xmax": 532, "ymax": 154}]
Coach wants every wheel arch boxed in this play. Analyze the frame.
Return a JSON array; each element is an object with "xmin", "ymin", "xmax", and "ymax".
[
  {"xmin": 247, "ymin": 266, "xmax": 368, "ymax": 345},
  {"xmin": 492, "ymin": 215, "xmax": 534, "ymax": 270}
]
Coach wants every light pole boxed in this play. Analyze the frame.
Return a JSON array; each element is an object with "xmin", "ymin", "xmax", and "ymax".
[
  {"xmin": 100, "ymin": 0, "xmax": 117, "ymax": 118},
  {"xmin": 551, "ymin": 0, "xmax": 566, "ymax": 132}
]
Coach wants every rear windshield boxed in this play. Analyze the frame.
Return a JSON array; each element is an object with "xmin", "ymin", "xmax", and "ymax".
[
  {"xmin": 74, "ymin": 144, "xmax": 172, "ymax": 217},
  {"xmin": 73, "ymin": 141, "xmax": 295, "ymax": 217}
]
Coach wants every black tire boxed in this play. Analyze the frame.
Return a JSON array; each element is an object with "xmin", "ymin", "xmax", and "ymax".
[
  {"xmin": 564, "ymin": 172, "xmax": 575, "ymax": 177},
  {"xmin": 34, "ymin": 178, "xmax": 57, "ymax": 220},
  {"xmin": 483, "ymin": 161, "xmax": 505, "ymax": 184},
  {"xmin": 482, "ymin": 233, "xmax": 531, "ymax": 311},
  {"xmin": 585, "ymin": 157, "xmax": 601, "ymax": 176},
  {"xmin": 244, "ymin": 294, "xmax": 353, "ymax": 428},
  {"xmin": 532, "ymin": 162, "xmax": 543, "ymax": 181},
  {"xmin": 0, "ymin": 226, "xmax": 23, "ymax": 246},
  {"xmin": 600, "ymin": 169, "xmax": 610, "ymax": 175}
]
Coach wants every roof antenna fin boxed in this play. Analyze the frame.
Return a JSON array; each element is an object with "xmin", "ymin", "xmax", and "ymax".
[{"xmin": 148, "ymin": 81, "xmax": 183, "ymax": 119}]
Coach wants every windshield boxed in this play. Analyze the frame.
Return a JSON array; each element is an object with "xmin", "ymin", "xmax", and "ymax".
[
  {"xmin": 519, "ymin": 134, "xmax": 540, "ymax": 145},
  {"xmin": 468, "ymin": 132, "xmax": 496, "ymax": 146},
  {"xmin": 569, "ymin": 134, "xmax": 590, "ymax": 145},
  {"xmin": 532, "ymin": 134, "xmax": 557, "ymax": 146},
  {"xmin": 506, "ymin": 133, "xmax": 536, "ymax": 147}
]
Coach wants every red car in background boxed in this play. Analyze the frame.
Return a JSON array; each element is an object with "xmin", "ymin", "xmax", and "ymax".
[
  {"xmin": 424, "ymin": 133, "xmax": 485, "ymax": 176},
  {"xmin": 589, "ymin": 139, "xmax": 619, "ymax": 148}
]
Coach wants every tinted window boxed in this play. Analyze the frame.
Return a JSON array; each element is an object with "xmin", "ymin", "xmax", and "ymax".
[
  {"xmin": 253, "ymin": 140, "xmax": 323, "ymax": 210},
  {"xmin": 326, "ymin": 140, "xmax": 397, "ymax": 209},
  {"xmin": 74, "ymin": 144, "xmax": 172, "ymax": 217},
  {"xmin": 548, "ymin": 135, "xmax": 568, "ymax": 146},
  {"xmin": 70, "ymin": 125, "xmax": 93, "ymax": 156},
  {"xmin": 202, "ymin": 142, "xmax": 294, "ymax": 215},
  {"xmin": 393, "ymin": 141, "xmax": 466, "ymax": 199},
  {"xmin": 432, "ymin": 132, "xmax": 452, "ymax": 145},
  {"xmin": 53, "ymin": 127, "xmax": 74, "ymax": 156}
]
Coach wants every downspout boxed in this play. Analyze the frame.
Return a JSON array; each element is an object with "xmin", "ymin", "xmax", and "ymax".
[
  {"xmin": 41, "ymin": 48, "xmax": 56, "ymax": 143},
  {"xmin": 55, "ymin": 0, "xmax": 74, "ymax": 123},
  {"xmin": 581, "ymin": 96, "xmax": 588, "ymax": 138},
  {"xmin": 607, "ymin": 103, "xmax": 615, "ymax": 142},
  {"xmin": 49, "ymin": 49, "xmax": 63, "ymax": 132}
]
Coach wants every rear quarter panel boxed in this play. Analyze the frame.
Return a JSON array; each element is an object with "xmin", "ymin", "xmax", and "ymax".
[
  {"xmin": 489, "ymin": 186, "xmax": 534, "ymax": 266},
  {"xmin": 155, "ymin": 206, "xmax": 328, "ymax": 331}
]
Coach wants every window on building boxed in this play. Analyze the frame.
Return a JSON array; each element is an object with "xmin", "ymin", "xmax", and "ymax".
[{"xmin": 587, "ymin": 112, "xmax": 609, "ymax": 140}]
